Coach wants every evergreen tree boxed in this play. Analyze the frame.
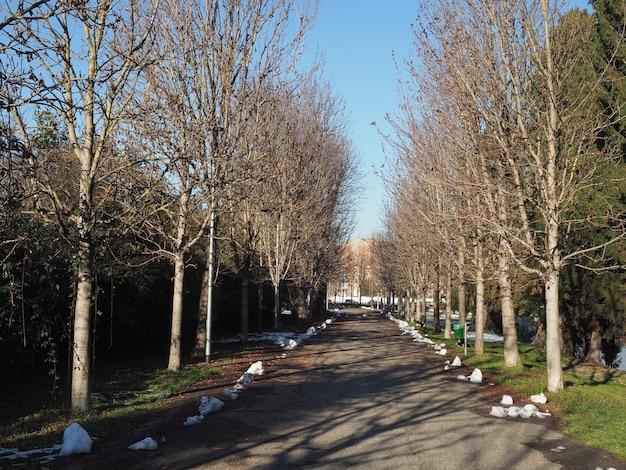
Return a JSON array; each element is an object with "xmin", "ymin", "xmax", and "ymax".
[{"xmin": 556, "ymin": 4, "xmax": 626, "ymax": 365}]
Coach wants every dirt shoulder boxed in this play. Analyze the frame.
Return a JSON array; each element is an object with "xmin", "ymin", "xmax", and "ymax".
[{"xmin": 49, "ymin": 340, "xmax": 307, "ymax": 469}]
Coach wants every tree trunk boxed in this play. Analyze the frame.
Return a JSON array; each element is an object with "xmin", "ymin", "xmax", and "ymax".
[
  {"xmin": 415, "ymin": 289, "xmax": 422, "ymax": 324},
  {"xmin": 240, "ymin": 259, "xmax": 250, "ymax": 343},
  {"xmin": 585, "ymin": 326, "xmax": 603, "ymax": 363},
  {"xmin": 297, "ymin": 286, "xmax": 307, "ymax": 320},
  {"xmin": 71, "ymin": 237, "xmax": 94, "ymax": 412},
  {"xmin": 474, "ymin": 243, "xmax": 485, "ymax": 354},
  {"xmin": 71, "ymin": 151, "xmax": 95, "ymax": 413},
  {"xmin": 532, "ymin": 324, "xmax": 546, "ymax": 350},
  {"xmin": 273, "ymin": 278, "xmax": 280, "ymax": 330},
  {"xmin": 433, "ymin": 272, "xmax": 441, "ymax": 334},
  {"xmin": 543, "ymin": 0, "xmax": 563, "ymax": 393},
  {"xmin": 192, "ymin": 250, "xmax": 210, "ymax": 358},
  {"xmin": 545, "ymin": 267, "xmax": 564, "ymax": 391},
  {"xmin": 168, "ymin": 251, "xmax": 185, "ymax": 371},
  {"xmin": 445, "ymin": 270, "xmax": 453, "ymax": 339},
  {"xmin": 306, "ymin": 286, "xmax": 312, "ymax": 319},
  {"xmin": 457, "ymin": 246, "xmax": 467, "ymax": 325},
  {"xmin": 257, "ymin": 282, "xmax": 264, "ymax": 332},
  {"xmin": 498, "ymin": 242, "xmax": 520, "ymax": 366}
]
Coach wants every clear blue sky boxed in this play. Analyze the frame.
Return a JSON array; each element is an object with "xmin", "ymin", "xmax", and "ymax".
[
  {"xmin": 304, "ymin": 1, "xmax": 416, "ymax": 239},
  {"xmin": 305, "ymin": 0, "xmax": 591, "ymax": 240}
]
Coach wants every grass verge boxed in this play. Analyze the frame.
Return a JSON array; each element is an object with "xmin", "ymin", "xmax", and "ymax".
[{"xmin": 423, "ymin": 327, "xmax": 626, "ymax": 461}]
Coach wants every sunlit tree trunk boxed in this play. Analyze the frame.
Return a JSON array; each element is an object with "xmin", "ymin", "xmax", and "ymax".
[
  {"xmin": 168, "ymin": 252, "xmax": 185, "ymax": 371},
  {"xmin": 498, "ymin": 240, "xmax": 520, "ymax": 366},
  {"xmin": 445, "ymin": 269, "xmax": 453, "ymax": 339},
  {"xmin": 457, "ymin": 245, "xmax": 467, "ymax": 326},
  {"xmin": 71, "ymin": 160, "xmax": 94, "ymax": 410},
  {"xmin": 474, "ymin": 241, "xmax": 485, "ymax": 355},
  {"xmin": 168, "ymin": 189, "xmax": 189, "ymax": 372}
]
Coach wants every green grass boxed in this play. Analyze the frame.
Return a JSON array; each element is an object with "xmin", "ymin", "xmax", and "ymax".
[
  {"xmin": 558, "ymin": 384, "xmax": 625, "ymax": 458},
  {"xmin": 434, "ymin": 332, "xmax": 626, "ymax": 461},
  {"xmin": 400, "ymin": 319, "xmax": 626, "ymax": 460}
]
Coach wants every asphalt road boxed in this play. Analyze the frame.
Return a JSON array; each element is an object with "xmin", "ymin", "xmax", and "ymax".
[{"xmin": 64, "ymin": 309, "xmax": 625, "ymax": 469}]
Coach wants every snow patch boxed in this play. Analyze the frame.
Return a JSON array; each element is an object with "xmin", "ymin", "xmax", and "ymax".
[
  {"xmin": 199, "ymin": 396, "xmax": 224, "ymax": 415},
  {"xmin": 59, "ymin": 423, "xmax": 92, "ymax": 457},
  {"xmin": 128, "ymin": 437, "xmax": 158, "ymax": 451},
  {"xmin": 246, "ymin": 361, "xmax": 265, "ymax": 376},
  {"xmin": 500, "ymin": 395, "xmax": 514, "ymax": 406},
  {"xmin": 223, "ymin": 387, "xmax": 239, "ymax": 400},
  {"xmin": 183, "ymin": 415, "xmax": 204, "ymax": 426},
  {"xmin": 490, "ymin": 403, "xmax": 551, "ymax": 419},
  {"xmin": 530, "ymin": 392, "xmax": 547, "ymax": 404},
  {"xmin": 468, "ymin": 368, "xmax": 483, "ymax": 383}
]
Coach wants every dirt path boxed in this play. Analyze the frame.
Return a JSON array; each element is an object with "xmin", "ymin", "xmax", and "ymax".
[{"xmin": 54, "ymin": 311, "xmax": 625, "ymax": 469}]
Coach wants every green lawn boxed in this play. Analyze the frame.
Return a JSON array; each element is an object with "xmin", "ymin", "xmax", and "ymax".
[{"xmin": 432, "ymin": 331, "xmax": 626, "ymax": 461}]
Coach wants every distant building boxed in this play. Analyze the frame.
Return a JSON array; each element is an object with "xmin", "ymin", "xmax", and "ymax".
[{"xmin": 334, "ymin": 238, "xmax": 372, "ymax": 302}]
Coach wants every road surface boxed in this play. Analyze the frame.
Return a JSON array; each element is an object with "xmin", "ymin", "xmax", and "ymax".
[{"xmin": 61, "ymin": 310, "xmax": 625, "ymax": 469}]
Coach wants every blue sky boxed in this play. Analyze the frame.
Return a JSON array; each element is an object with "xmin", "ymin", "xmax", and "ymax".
[
  {"xmin": 305, "ymin": 1, "xmax": 417, "ymax": 239},
  {"xmin": 305, "ymin": 0, "xmax": 591, "ymax": 240}
]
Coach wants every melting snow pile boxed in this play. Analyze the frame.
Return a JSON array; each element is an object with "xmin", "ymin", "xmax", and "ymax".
[
  {"xmin": 246, "ymin": 360, "xmax": 264, "ymax": 375},
  {"xmin": 456, "ymin": 368, "xmax": 484, "ymax": 383},
  {"xmin": 59, "ymin": 422, "xmax": 92, "ymax": 457},
  {"xmin": 501, "ymin": 394, "xmax": 514, "ymax": 406},
  {"xmin": 490, "ymin": 403, "xmax": 551, "ymax": 419},
  {"xmin": 489, "ymin": 394, "xmax": 552, "ymax": 419},
  {"xmin": 443, "ymin": 356, "xmax": 463, "ymax": 370},
  {"xmin": 223, "ymin": 387, "xmax": 238, "ymax": 400},
  {"xmin": 530, "ymin": 392, "xmax": 547, "ymax": 404},
  {"xmin": 275, "ymin": 321, "xmax": 331, "ymax": 350},
  {"xmin": 251, "ymin": 317, "xmax": 334, "ymax": 352},
  {"xmin": 0, "ymin": 422, "xmax": 89, "ymax": 464},
  {"xmin": 199, "ymin": 395, "xmax": 225, "ymax": 415},
  {"xmin": 387, "ymin": 315, "xmax": 435, "ymax": 345},
  {"xmin": 128, "ymin": 437, "xmax": 159, "ymax": 451},
  {"xmin": 183, "ymin": 415, "xmax": 204, "ymax": 426}
]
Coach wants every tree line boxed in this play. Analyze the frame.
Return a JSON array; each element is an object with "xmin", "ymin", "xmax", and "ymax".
[
  {"xmin": 373, "ymin": 0, "xmax": 626, "ymax": 392},
  {"xmin": 0, "ymin": 0, "xmax": 357, "ymax": 412}
]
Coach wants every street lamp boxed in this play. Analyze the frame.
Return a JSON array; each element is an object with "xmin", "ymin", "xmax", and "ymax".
[{"xmin": 205, "ymin": 123, "xmax": 222, "ymax": 363}]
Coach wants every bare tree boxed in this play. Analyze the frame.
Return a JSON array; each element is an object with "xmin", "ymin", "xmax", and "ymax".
[
  {"xmin": 132, "ymin": 0, "xmax": 314, "ymax": 369},
  {"xmin": 218, "ymin": 69, "xmax": 355, "ymax": 333},
  {"xmin": 1, "ymin": 0, "xmax": 158, "ymax": 411},
  {"xmin": 371, "ymin": 232, "xmax": 401, "ymax": 311},
  {"xmin": 404, "ymin": 0, "xmax": 626, "ymax": 391},
  {"xmin": 249, "ymin": 75, "xmax": 356, "ymax": 326}
]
